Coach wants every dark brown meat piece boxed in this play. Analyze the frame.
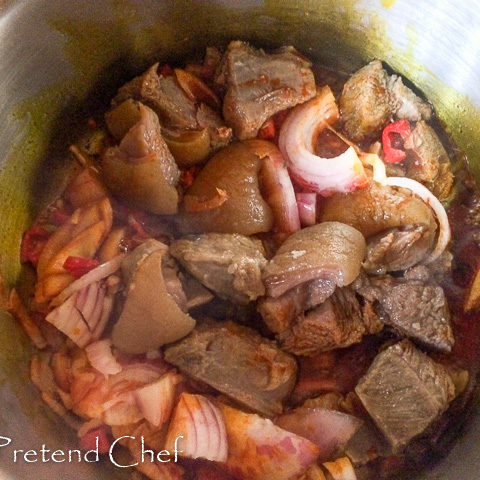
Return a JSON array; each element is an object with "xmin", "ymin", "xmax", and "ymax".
[
  {"xmin": 113, "ymin": 63, "xmax": 198, "ymax": 129},
  {"xmin": 354, "ymin": 273, "xmax": 454, "ymax": 352},
  {"xmin": 278, "ymin": 288, "xmax": 383, "ymax": 356},
  {"xmin": 340, "ymin": 60, "xmax": 392, "ymax": 142},
  {"xmin": 170, "ymin": 233, "xmax": 267, "ymax": 305},
  {"xmin": 218, "ymin": 41, "xmax": 316, "ymax": 139},
  {"xmin": 363, "ymin": 224, "xmax": 433, "ymax": 274},
  {"xmin": 355, "ymin": 340, "xmax": 455, "ymax": 451},
  {"xmin": 387, "ymin": 75, "xmax": 432, "ymax": 122},
  {"xmin": 340, "ymin": 61, "xmax": 432, "ymax": 142},
  {"xmin": 404, "ymin": 120, "xmax": 454, "ymax": 199},
  {"xmin": 258, "ymin": 278, "xmax": 336, "ymax": 334},
  {"xmin": 164, "ymin": 321, "xmax": 297, "ymax": 416}
]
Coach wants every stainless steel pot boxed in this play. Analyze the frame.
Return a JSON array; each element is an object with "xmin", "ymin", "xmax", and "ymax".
[{"xmin": 1, "ymin": 1, "xmax": 479, "ymax": 479}]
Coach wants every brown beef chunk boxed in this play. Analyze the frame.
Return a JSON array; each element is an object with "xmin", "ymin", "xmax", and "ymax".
[
  {"xmin": 278, "ymin": 288, "xmax": 383, "ymax": 356},
  {"xmin": 164, "ymin": 321, "xmax": 297, "ymax": 416},
  {"xmin": 355, "ymin": 340, "xmax": 455, "ymax": 451},
  {"xmin": 170, "ymin": 233, "xmax": 267, "ymax": 305},
  {"xmin": 354, "ymin": 273, "xmax": 454, "ymax": 352}
]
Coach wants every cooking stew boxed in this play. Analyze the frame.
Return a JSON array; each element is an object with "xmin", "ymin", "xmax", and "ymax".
[{"xmin": 5, "ymin": 40, "xmax": 480, "ymax": 480}]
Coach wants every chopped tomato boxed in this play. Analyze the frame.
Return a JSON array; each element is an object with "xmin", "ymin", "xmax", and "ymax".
[
  {"xmin": 382, "ymin": 119, "xmax": 412, "ymax": 164},
  {"xmin": 272, "ymin": 108, "xmax": 292, "ymax": 133},
  {"xmin": 63, "ymin": 256, "xmax": 100, "ymax": 278},
  {"xmin": 257, "ymin": 118, "xmax": 276, "ymax": 140},
  {"xmin": 20, "ymin": 226, "xmax": 51, "ymax": 267},
  {"xmin": 79, "ymin": 425, "xmax": 112, "ymax": 454},
  {"xmin": 87, "ymin": 117, "xmax": 98, "ymax": 130}
]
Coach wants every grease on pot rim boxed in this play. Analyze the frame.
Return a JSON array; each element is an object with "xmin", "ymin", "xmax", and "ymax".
[{"xmin": 4, "ymin": 39, "xmax": 480, "ymax": 480}]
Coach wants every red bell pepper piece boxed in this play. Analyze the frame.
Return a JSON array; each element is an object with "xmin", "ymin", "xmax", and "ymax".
[
  {"xmin": 63, "ymin": 256, "xmax": 100, "ymax": 278},
  {"xmin": 79, "ymin": 425, "xmax": 112, "ymax": 454},
  {"xmin": 20, "ymin": 225, "xmax": 51, "ymax": 267},
  {"xmin": 382, "ymin": 119, "xmax": 412, "ymax": 164}
]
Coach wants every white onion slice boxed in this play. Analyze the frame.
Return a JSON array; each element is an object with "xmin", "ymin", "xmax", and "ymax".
[
  {"xmin": 279, "ymin": 87, "xmax": 368, "ymax": 195},
  {"xmin": 323, "ymin": 457, "xmax": 357, "ymax": 480},
  {"xmin": 362, "ymin": 153, "xmax": 451, "ymax": 263},
  {"xmin": 51, "ymin": 253, "xmax": 125, "ymax": 307},
  {"xmin": 134, "ymin": 372, "xmax": 182, "ymax": 427},
  {"xmin": 85, "ymin": 339, "xmax": 122, "ymax": 376}
]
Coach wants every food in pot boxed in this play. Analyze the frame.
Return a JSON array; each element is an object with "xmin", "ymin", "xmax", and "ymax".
[{"xmin": 7, "ymin": 40, "xmax": 480, "ymax": 480}]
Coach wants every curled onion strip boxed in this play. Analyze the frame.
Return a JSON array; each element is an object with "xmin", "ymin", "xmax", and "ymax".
[
  {"xmin": 85, "ymin": 339, "xmax": 122, "ymax": 376},
  {"xmin": 51, "ymin": 254, "xmax": 125, "ymax": 307},
  {"xmin": 279, "ymin": 86, "xmax": 368, "ymax": 195},
  {"xmin": 362, "ymin": 153, "xmax": 450, "ymax": 263}
]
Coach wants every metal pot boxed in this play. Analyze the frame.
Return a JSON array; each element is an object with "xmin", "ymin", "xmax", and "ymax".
[{"xmin": 0, "ymin": 1, "xmax": 479, "ymax": 479}]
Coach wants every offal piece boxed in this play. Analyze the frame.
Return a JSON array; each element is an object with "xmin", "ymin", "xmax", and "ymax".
[
  {"xmin": 355, "ymin": 340, "xmax": 455, "ymax": 451},
  {"xmin": 164, "ymin": 320, "xmax": 297, "ymax": 416},
  {"xmin": 111, "ymin": 240, "xmax": 195, "ymax": 353},
  {"xmin": 170, "ymin": 233, "xmax": 267, "ymax": 305},
  {"xmin": 354, "ymin": 272, "xmax": 454, "ymax": 353},
  {"xmin": 218, "ymin": 40, "xmax": 316, "ymax": 139},
  {"xmin": 102, "ymin": 102, "xmax": 180, "ymax": 214},
  {"xmin": 262, "ymin": 222, "xmax": 366, "ymax": 298}
]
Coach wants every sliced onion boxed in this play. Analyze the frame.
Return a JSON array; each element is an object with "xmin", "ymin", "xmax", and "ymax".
[
  {"xmin": 362, "ymin": 153, "xmax": 450, "ymax": 263},
  {"xmin": 276, "ymin": 407, "xmax": 363, "ymax": 462},
  {"xmin": 245, "ymin": 139, "xmax": 300, "ymax": 234},
  {"xmin": 296, "ymin": 192, "xmax": 317, "ymax": 227},
  {"xmin": 165, "ymin": 393, "xmax": 228, "ymax": 462},
  {"xmin": 384, "ymin": 176, "xmax": 450, "ymax": 263},
  {"xmin": 46, "ymin": 280, "xmax": 113, "ymax": 348},
  {"xmin": 134, "ymin": 371, "xmax": 182, "ymax": 427},
  {"xmin": 323, "ymin": 457, "xmax": 357, "ymax": 480},
  {"xmin": 51, "ymin": 253, "xmax": 125, "ymax": 306},
  {"xmin": 85, "ymin": 339, "xmax": 122, "ymax": 377},
  {"xmin": 279, "ymin": 87, "xmax": 368, "ymax": 196}
]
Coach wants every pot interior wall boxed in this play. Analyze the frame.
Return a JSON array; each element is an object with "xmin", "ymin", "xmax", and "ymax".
[{"xmin": 0, "ymin": 1, "xmax": 479, "ymax": 479}]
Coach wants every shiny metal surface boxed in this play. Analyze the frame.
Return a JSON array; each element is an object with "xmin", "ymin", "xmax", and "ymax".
[{"xmin": 0, "ymin": 1, "xmax": 479, "ymax": 479}]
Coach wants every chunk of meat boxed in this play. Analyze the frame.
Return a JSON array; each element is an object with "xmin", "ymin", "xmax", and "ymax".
[
  {"xmin": 320, "ymin": 180, "xmax": 437, "ymax": 239},
  {"xmin": 170, "ymin": 233, "xmax": 267, "ymax": 304},
  {"xmin": 258, "ymin": 278, "xmax": 336, "ymax": 334},
  {"xmin": 113, "ymin": 63, "xmax": 197, "ymax": 129},
  {"xmin": 219, "ymin": 403, "xmax": 320, "ymax": 480},
  {"xmin": 387, "ymin": 75, "xmax": 432, "ymax": 122},
  {"xmin": 340, "ymin": 61, "xmax": 433, "ymax": 142},
  {"xmin": 102, "ymin": 103, "xmax": 180, "ymax": 214},
  {"xmin": 363, "ymin": 224, "xmax": 433, "ymax": 274},
  {"xmin": 164, "ymin": 321, "xmax": 297, "ymax": 416},
  {"xmin": 262, "ymin": 222, "xmax": 366, "ymax": 298},
  {"xmin": 340, "ymin": 60, "xmax": 392, "ymax": 142},
  {"xmin": 355, "ymin": 340, "xmax": 455, "ymax": 451},
  {"xmin": 404, "ymin": 120, "xmax": 454, "ymax": 199},
  {"xmin": 354, "ymin": 273, "xmax": 454, "ymax": 352},
  {"xmin": 278, "ymin": 288, "xmax": 383, "ymax": 356},
  {"xmin": 218, "ymin": 41, "xmax": 316, "ymax": 139}
]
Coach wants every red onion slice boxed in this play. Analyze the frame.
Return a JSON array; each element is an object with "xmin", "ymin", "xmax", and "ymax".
[
  {"xmin": 245, "ymin": 139, "xmax": 300, "ymax": 234},
  {"xmin": 165, "ymin": 393, "xmax": 228, "ymax": 463},
  {"xmin": 134, "ymin": 372, "xmax": 182, "ymax": 427},
  {"xmin": 85, "ymin": 339, "xmax": 122, "ymax": 376},
  {"xmin": 51, "ymin": 253, "xmax": 125, "ymax": 307},
  {"xmin": 279, "ymin": 87, "xmax": 368, "ymax": 196},
  {"xmin": 296, "ymin": 192, "xmax": 317, "ymax": 227}
]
